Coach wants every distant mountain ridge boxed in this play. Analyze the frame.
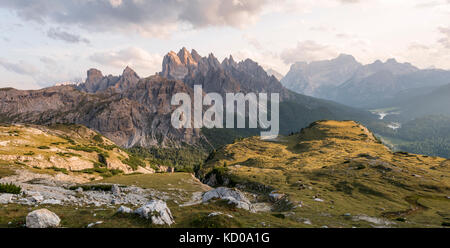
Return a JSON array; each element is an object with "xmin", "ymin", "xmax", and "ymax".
[{"xmin": 281, "ymin": 55, "xmax": 450, "ymax": 109}]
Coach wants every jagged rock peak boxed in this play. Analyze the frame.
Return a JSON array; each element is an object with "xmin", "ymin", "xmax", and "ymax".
[
  {"xmin": 122, "ymin": 66, "xmax": 139, "ymax": 78},
  {"xmin": 177, "ymin": 47, "xmax": 198, "ymax": 66},
  {"xmin": 191, "ymin": 49, "xmax": 203, "ymax": 61},
  {"xmin": 222, "ymin": 55, "xmax": 237, "ymax": 68}
]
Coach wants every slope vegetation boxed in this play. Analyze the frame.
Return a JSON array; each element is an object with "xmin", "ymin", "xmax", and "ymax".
[{"xmin": 198, "ymin": 120, "xmax": 450, "ymax": 227}]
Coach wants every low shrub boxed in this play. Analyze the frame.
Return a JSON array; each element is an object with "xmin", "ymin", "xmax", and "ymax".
[{"xmin": 0, "ymin": 183, "xmax": 21, "ymax": 194}]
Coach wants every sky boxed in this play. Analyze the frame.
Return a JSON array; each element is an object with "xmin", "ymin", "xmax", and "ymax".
[{"xmin": 0, "ymin": 0, "xmax": 449, "ymax": 89}]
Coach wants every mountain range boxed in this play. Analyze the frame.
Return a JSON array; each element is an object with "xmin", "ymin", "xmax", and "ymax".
[
  {"xmin": 0, "ymin": 48, "xmax": 374, "ymax": 150},
  {"xmin": 281, "ymin": 55, "xmax": 450, "ymax": 109}
]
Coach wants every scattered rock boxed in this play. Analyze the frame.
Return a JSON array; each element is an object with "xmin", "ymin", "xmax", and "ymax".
[
  {"xmin": 303, "ymin": 219, "xmax": 312, "ymax": 225},
  {"xmin": 352, "ymin": 215, "xmax": 395, "ymax": 226},
  {"xmin": 314, "ymin": 198, "xmax": 324, "ymax": 202},
  {"xmin": 26, "ymin": 209, "xmax": 61, "ymax": 228},
  {"xmin": 202, "ymin": 187, "xmax": 255, "ymax": 212},
  {"xmin": 26, "ymin": 191, "xmax": 44, "ymax": 203},
  {"xmin": 41, "ymin": 199, "xmax": 62, "ymax": 205},
  {"xmin": 111, "ymin": 184, "xmax": 121, "ymax": 196},
  {"xmin": 268, "ymin": 192, "xmax": 285, "ymax": 202},
  {"xmin": 0, "ymin": 193, "xmax": 13, "ymax": 204},
  {"xmin": 208, "ymin": 212, "xmax": 233, "ymax": 218},
  {"xmin": 87, "ymin": 221, "xmax": 103, "ymax": 228},
  {"xmin": 134, "ymin": 200, "xmax": 175, "ymax": 225},
  {"xmin": 117, "ymin": 205, "xmax": 133, "ymax": 214}
]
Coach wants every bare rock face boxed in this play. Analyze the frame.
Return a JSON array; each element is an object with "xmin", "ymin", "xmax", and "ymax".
[
  {"xmin": 134, "ymin": 200, "xmax": 175, "ymax": 225},
  {"xmin": 0, "ymin": 75, "xmax": 205, "ymax": 148},
  {"xmin": 26, "ymin": 209, "xmax": 61, "ymax": 228}
]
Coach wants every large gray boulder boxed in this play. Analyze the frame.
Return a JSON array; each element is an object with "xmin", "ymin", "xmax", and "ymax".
[
  {"xmin": 134, "ymin": 200, "xmax": 174, "ymax": 225},
  {"xmin": 202, "ymin": 187, "xmax": 255, "ymax": 212},
  {"xmin": 26, "ymin": 209, "xmax": 61, "ymax": 228}
]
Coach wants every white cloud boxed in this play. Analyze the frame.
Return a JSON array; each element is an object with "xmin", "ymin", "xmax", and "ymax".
[
  {"xmin": 438, "ymin": 26, "xmax": 450, "ymax": 48},
  {"xmin": 0, "ymin": 0, "xmax": 273, "ymax": 36},
  {"xmin": 47, "ymin": 27, "xmax": 90, "ymax": 44},
  {"xmin": 89, "ymin": 47, "xmax": 163, "ymax": 77},
  {"xmin": 280, "ymin": 40, "xmax": 338, "ymax": 64},
  {"xmin": 0, "ymin": 58, "xmax": 39, "ymax": 76}
]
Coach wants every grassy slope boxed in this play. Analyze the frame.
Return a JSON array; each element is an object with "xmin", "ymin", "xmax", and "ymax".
[
  {"xmin": 199, "ymin": 120, "xmax": 450, "ymax": 227},
  {"xmin": 0, "ymin": 124, "xmax": 148, "ymax": 179}
]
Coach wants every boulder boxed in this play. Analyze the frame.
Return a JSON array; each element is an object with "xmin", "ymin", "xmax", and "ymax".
[
  {"xmin": 134, "ymin": 200, "xmax": 175, "ymax": 225},
  {"xmin": 268, "ymin": 192, "xmax": 285, "ymax": 202},
  {"xmin": 0, "ymin": 193, "xmax": 13, "ymax": 204},
  {"xmin": 26, "ymin": 209, "xmax": 61, "ymax": 228},
  {"xmin": 116, "ymin": 205, "xmax": 133, "ymax": 214},
  {"xmin": 202, "ymin": 187, "xmax": 255, "ymax": 212}
]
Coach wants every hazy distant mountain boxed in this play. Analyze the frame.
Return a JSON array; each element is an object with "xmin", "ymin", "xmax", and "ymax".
[
  {"xmin": 281, "ymin": 54, "xmax": 362, "ymax": 97},
  {"xmin": 282, "ymin": 55, "xmax": 450, "ymax": 109},
  {"xmin": 265, "ymin": 68, "xmax": 284, "ymax": 81}
]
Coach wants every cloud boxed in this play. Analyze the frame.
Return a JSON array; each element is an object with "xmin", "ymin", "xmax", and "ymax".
[
  {"xmin": 438, "ymin": 26, "xmax": 450, "ymax": 48},
  {"xmin": 47, "ymin": 27, "xmax": 90, "ymax": 44},
  {"xmin": 338, "ymin": 0, "xmax": 360, "ymax": 3},
  {"xmin": 89, "ymin": 47, "xmax": 162, "ymax": 76},
  {"xmin": 280, "ymin": 40, "xmax": 338, "ymax": 64},
  {"xmin": 0, "ymin": 58, "xmax": 39, "ymax": 76},
  {"xmin": 408, "ymin": 42, "xmax": 430, "ymax": 50},
  {"xmin": 415, "ymin": 0, "xmax": 449, "ymax": 8},
  {"xmin": 0, "ymin": 0, "xmax": 272, "ymax": 35}
]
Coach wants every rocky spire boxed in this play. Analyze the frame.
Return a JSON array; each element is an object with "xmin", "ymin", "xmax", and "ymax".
[
  {"xmin": 222, "ymin": 55, "xmax": 238, "ymax": 68},
  {"xmin": 161, "ymin": 50, "xmax": 189, "ymax": 80},
  {"xmin": 82, "ymin": 68, "xmax": 105, "ymax": 93},
  {"xmin": 191, "ymin": 49, "xmax": 202, "ymax": 62},
  {"xmin": 177, "ymin": 47, "xmax": 197, "ymax": 66},
  {"xmin": 122, "ymin": 66, "xmax": 138, "ymax": 77}
]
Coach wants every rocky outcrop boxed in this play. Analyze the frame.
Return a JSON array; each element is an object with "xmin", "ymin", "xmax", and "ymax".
[
  {"xmin": 134, "ymin": 200, "xmax": 175, "ymax": 225},
  {"xmin": 26, "ymin": 209, "xmax": 61, "ymax": 228},
  {"xmin": 202, "ymin": 187, "xmax": 255, "ymax": 212},
  {"xmin": 78, "ymin": 66, "xmax": 140, "ymax": 93}
]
